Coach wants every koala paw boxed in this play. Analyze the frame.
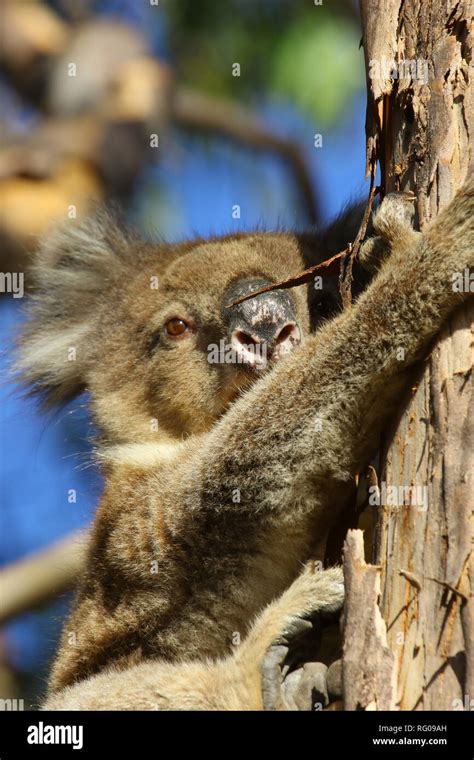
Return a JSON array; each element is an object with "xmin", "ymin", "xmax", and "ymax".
[
  {"xmin": 261, "ymin": 565, "xmax": 343, "ymax": 711},
  {"xmin": 373, "ymin": 191, "xmax": 416, "ymax": 237},
  {"xmin": 278, "ymin": 563, "xmax": 344, "ymax": 629},
  {"xmin": 359, "ymin": 191, "xmax": 418, "ymax": 272},
  {"xmin": 280, "ymin": 661, "xmax": 329, "ymax": 711}
]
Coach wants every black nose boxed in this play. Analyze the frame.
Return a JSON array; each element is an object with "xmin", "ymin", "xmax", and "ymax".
[{"xmin": 223, "ymin": 278, "xmax": 301, "ymax": 367}]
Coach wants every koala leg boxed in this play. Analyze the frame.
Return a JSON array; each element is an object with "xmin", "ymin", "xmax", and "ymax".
[{"xmin": 43, "ymin": 565, "xmax": 343, "ymax": 711}]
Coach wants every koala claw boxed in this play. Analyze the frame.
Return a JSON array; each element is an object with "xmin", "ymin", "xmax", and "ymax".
[
  {"xmin": 281, "ymin": 662, "xmax": 329, "ymax": 711},
  {"xmin": 261, "ymin": 566, "xmax": 343, "ymax": 710},
  {"xmin": 261, "ymin": 634, "xmax": 320, "ymax": 711},
  {"xmin": 261, "ymin": 612, "xmax": 322, "ymax": 710}
]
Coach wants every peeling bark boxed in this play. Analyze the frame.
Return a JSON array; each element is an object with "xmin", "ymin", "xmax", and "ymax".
[
  {"xmin": 376, "ymin": 306, "xmax": 473, "ymax": 710},
  {"xmin": 342, "ymin": 530, "xmax": 396, "ymax": 711}
]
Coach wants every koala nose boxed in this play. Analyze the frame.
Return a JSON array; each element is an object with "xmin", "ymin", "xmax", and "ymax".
[
  {"xmin": 231, "ymin": 321, "xmax": 301, "ymax": 367},
  {"xmin": 223, "ymin": 278, "xmax": 301, "ymax": 368}
]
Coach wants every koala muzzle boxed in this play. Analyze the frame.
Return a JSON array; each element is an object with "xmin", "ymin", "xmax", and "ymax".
[{"xmin": 223, "ymin": 278, "xmax": 301, "ymax": 368}]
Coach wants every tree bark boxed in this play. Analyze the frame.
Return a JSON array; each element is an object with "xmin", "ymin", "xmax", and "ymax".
[{"xmin": 343, "ymin": 0, "xmax": 473, "ymax": 710}]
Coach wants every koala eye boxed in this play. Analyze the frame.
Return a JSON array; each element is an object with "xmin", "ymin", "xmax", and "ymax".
[{"xmin": 165, "ymin": 317, "xmax": 192, "ymax": 338}]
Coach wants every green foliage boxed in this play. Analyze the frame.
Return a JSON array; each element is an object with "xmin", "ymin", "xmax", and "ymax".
[
  {"xmin": 167, "ymin": 1, "xmax": 364, "ymax": 126},
  {"xmin": 270, "ymin": 14, "xmax": 364, "ymax": 126}
]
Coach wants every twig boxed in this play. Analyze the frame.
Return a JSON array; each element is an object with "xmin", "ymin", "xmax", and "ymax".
[
  {"xmin": 425, "ymin": 576, "xmax": 469, "ymax": 603},
  {"xmin": 226, "ymin": 170, "xmax": 380, "ymax": 310},
  {"xmin": 399, "ymin": 569, "xmax": 422, "ymax": 591},
  {"xmin": 339, "ymin": 164, "xmax": 378, "ymax": 309},
  {"xmin": 225, "ymin": 247, "xmax": 349, "ymax": 308},
  {"xmin": 0, "ymin": 530, "xmax": 87, "ymax": 624}
]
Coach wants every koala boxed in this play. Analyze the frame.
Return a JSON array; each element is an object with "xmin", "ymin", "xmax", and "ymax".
[{"xmin": 17, "ymin": 179, "xmax": 473, "ymax": 710}]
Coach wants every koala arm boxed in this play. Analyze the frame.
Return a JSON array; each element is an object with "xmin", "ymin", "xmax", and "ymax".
[
  {"xmin": 48, "ymin": 181, "xmax": 473, "ymax": 695},
  {"xmin": 179, "ymin": 181, "xmax": 472, "ymax": 523},
  {"xmin": 43, "ymin": 565, "xmax": 343, "ymax": 710}
]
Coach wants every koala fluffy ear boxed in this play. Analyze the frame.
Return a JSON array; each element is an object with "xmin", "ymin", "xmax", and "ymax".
[{"xmin": 16, "ymin": 211, "xmax": 133, "ymax": 405}]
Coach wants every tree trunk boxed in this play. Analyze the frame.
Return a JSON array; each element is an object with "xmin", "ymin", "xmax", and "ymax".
[{"xmin": 342, "ymin": 0, "xmax": 473, "ymax": 711}]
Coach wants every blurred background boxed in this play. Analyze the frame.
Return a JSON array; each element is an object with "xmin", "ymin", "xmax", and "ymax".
[{"xmin": 0, "ymin": 0, "xmax": 366, "ymax": 707}]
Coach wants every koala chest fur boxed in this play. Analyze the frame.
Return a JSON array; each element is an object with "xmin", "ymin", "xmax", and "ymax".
[{"xmin": 50, "ymin": 435, "xmax": 338, "ymax": 691}]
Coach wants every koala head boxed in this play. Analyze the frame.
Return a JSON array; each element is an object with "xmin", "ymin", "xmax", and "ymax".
[{"xmin": 18, "ymin": 213, "xmax": 322, "ymax": 445}]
